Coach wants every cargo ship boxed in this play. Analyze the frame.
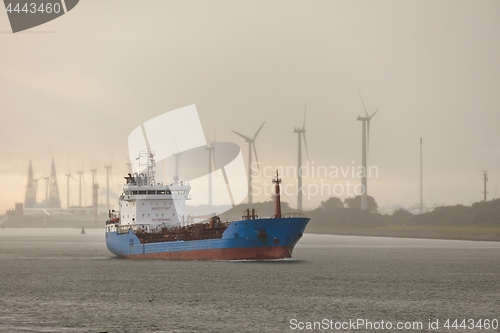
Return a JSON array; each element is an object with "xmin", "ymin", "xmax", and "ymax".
[{"xmin": 105, "ymin": 151, "xmax": 309, "ymax": 260}]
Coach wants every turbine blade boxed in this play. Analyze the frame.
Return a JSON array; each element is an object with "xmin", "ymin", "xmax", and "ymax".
[
  {"xmin": 358, "ymin": 89, "xmax": 369, "ymax": 117},
  {"xmin": 213, "ymin": 132, "xmax": 216, "ymax": 144},
  {"xmin": 253, "ymin": 121, "xmax": 265, "ymax": 140},
  {"xmin": 303, "ymin": 132, "xmax": 309, "ymax": 160},
  {"xmin": 221, "ymin": 167, "xmax": 235, "ymax": 207},
  {"xmin": 252, "ymin": 142, "xmax": 260, "ymax": 170},
  {"xmin": 369, "ymin": 109, "xmax": 378, "ymax": 120},
  {"xmin": 232, "ymin": 130, "xmax": 252, "ymax": 141},
  {"xmin": 367, "ymin": 109, "xmax": 377, "ymax": 155}
]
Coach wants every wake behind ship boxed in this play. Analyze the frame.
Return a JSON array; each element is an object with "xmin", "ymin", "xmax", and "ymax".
[{"xmin": 105, "ymin": 151, "xmax": 309, "ymax": 260}]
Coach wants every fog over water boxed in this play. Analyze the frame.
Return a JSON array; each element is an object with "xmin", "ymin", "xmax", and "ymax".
[
  {"xmin": 0, "ymin": 229, "xmax": 499, "ymax": 332},
  {"xmin": 1, "ymin": 1, "xmax": 500, "ymax": 213}
]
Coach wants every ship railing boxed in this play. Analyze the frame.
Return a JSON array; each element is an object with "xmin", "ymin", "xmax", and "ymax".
[
  {"xmin": 117, "ymin": 224, "xmax": 135, "ymax": 234},
  {"xmin": 281, "ymin": 213, "xmax": 307, "ymax": 218}
]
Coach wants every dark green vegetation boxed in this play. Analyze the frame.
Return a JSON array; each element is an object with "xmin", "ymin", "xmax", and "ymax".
[
  {"xmin": 219, "ymin": 196, "xmax": 500, "ymax": 241},
  {"xmin": 307, "ymin": 197, "xmax": 500, "ymax": 241},
  {"xmin": 309, "ymin": 196, "xmax": 500, "ymax": 228}
]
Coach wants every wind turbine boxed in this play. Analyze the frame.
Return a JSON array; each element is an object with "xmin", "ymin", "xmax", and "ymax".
[
  {"xmin": 123, "ymin": 153, "xmax": 132, "ymax": 173},
  {"xmin": 77, "ymin": 161, "xmax": 85, "ymax": 207},
  {"xmin": 43, "ymin": 173, "xmax": 50, "ymax": 204},
  {"xmin": 357, "ymin": 90, "xmax": 378, "ymax": 210},
  {"xmin": 232, "ymin": 121, "xmax": 265, "ymax": 205},
  {"xmin": 90, "ymin": 163, "xmax": 100, "ymax": 223},
  {"xmin": 76, "ymin": 171, "xmax": 83, "ymax": 207},
  {"xmin": 90, "ymin": 163, "xmax": 99, "ymax": 186},
  {"xmin": 65, "ymin": 162, "xmax": 76, "ymax": 209},
  {"xmin": 206, "ymin": 133, "xmax": 216, "ymax": 207},
  {"xmin": 209, "ymin": 134, "xmax": 236, "ymax": 208},
  {"xmin": 294, "ymin": 103, "xmax": 309, "ymax": 211}
]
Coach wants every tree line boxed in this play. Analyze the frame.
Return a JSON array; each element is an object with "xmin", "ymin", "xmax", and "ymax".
[
  {"xmin": 308, "ymin": 196, "xmax": 500, "ymax": 228},
  {"xmin": 216, "ymin": 195, "xmax": 500, "ymax": 228}
]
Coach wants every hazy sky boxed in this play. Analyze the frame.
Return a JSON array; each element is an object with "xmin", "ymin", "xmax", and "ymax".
[{"xmin": 1, "ymin": 0, "xmax": 500, "ymax": 214}]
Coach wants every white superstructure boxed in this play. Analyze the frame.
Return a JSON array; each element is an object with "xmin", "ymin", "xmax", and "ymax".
[{"xmin": 113, "ymin": 151, "xmax": 191, "ymax": 230}]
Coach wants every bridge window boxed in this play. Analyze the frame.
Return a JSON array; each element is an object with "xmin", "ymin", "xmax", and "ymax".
[{"xmin": 147, "ymin": 190, "xmax": 156, "ymax": 195}]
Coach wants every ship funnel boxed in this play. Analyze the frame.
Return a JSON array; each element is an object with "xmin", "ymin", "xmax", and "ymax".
[{"xmin": 272, "ymin": 170, "xmax": 282, "ymax": 219}]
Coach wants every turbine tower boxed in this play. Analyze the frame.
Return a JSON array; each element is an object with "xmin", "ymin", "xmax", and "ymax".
[
  {"xmin": 293, "ymin": 104, "xmax": 309, "ymax": 211},
  {"xmin": 43, "ymin": 175, "xmax": 50, "ymax": 203},
  {"xmin": 357, "ymin": 90, "xmax": 378, "ymax": 210},
  {"xmin": 77, "ymin": 169, "xmax": 84, "ymax": 207},
  {"xmin": 90, "ymin": 166, "xmax": 99, "ymax": 226},
  {"xmin": 420, "ymin": 137, "xmax": 423, "ymax": 214},
  {"xmin": 206, "ymin": 134, "xmax": 216, "ymax": 207},
  {"xmin": 482, "ymin": 171, "xmax": 489, "ymax": 202},
  {"xmin": 65, "ymin": 164, "xmax": 76, "ymax": 209},
  {"xmin": 232, "ymin": 121, "xmax": 265, "ymax": 205}
]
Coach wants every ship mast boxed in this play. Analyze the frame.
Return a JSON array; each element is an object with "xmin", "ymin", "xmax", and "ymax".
[
  {"xmin": 137, "ymin": 150, "xmax": 156, "ymax": 186},
  {"xmin": 272, "ymin": 170, "xmax": 282, "ymax": 218},
  {"xmin": 146, "ymin": 150, "xmax": 156, "ymax": 185}
]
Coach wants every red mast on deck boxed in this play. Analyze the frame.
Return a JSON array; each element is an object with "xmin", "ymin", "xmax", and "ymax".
[{"xmin": 273, "ymin": 170, "xmax": 282, "ymax": 218}]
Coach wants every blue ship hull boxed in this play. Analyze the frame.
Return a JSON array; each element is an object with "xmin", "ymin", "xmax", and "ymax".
[{"xmin": 106, "ymin": 217, "xmax": 309, "ymax": 260}]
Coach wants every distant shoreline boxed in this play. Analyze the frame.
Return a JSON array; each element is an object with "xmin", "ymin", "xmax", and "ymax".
[
  {"xmin": 3, "ymin": 223, "xmax": 500, "ymax": 242},
  {"xmin": 305, "ymin": 225, "xmax": 500, "ymax": 242}
]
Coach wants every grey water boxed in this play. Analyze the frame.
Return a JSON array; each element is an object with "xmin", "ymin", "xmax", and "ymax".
[{"xmin": 0, "ymin": 229, "xmax": 499, "ymax": 333}]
